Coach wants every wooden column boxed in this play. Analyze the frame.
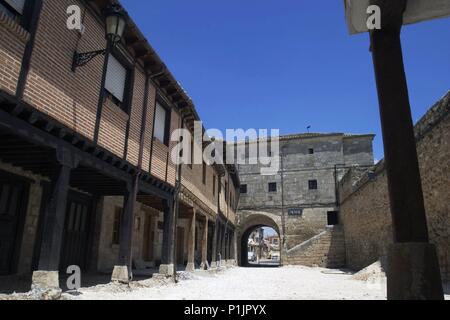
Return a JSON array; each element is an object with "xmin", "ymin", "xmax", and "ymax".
[
  {"xmin": 160, "ymin": 198, "xmax": 175, "ymax": 274},
  {"xmin": 221, "ymin": 225, "xmax": 226, "ymax": 260},
  {"xmin": 116, "ymin": 174, "xmax": 139, "ymax": 279},
  {"xmin": 224, "ymin": 227, "xmax": 228, "ymax": 261},
  {"xmin": 233, "ymin": 230, "xmax": 238, "ymax": 263},
  {"xmin": 200, "ymin": 216, "xmax": 209, "ymax": 270},
  {"xmin": 370, "ymin": 0, "xmax": 443, "ymax": 300},
  {"xmin": 186, "ymin": 207, "xmax": 196, "ymax": 271},
  {"xmin": 37, "ymin": 158, "xmax": 73, "ymax": 271},
  {"xmin": 217, "ymin": 222, "xmax": 222, "ymax": 264},
  {"xmin": 229, "ymin": 230, "xmax": 234, "ymax": 263},
  {"xmin": 211, "ymin": 217, "xmax": 219, "ymax": 267}
]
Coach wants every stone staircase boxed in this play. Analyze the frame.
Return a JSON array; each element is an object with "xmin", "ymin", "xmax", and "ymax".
[{"xmin": 285, "ymin": 226, "xmax": 346, "ymax": 269}]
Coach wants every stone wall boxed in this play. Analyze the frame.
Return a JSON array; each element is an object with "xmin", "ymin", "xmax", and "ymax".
[
  {"xmin": 339, "ymin": 91, "xmax": 450, "ymax": 282},
  {"xmin": 285, "ymin": 226, "xmax": 346, "ymax": 268},
  {"xmin": 96, "ymin": 196, "xmax": 192, "ymax": 272},
  {"xmin": 237, "ymin": 133, "xmax": 374, "ymax": 251}
]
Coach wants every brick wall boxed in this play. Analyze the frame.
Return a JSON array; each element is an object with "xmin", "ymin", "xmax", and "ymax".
[
  {"xmin": 97, "ymin": 97, "xmax": 128, "ymax": 157},
  {"xmin": 0, "ymin": 11, "xmax": 28, "ymax": 96},
  {"xmin": 182, "ymin": 162, "xmax": 218, "ymax": 215},
  {"xmin": 24, "ymin": 0, "xmax": 103, "ymax": 140},
  {"xmin": 340, "ymin": 91, "xmax": 450, "ymax": 282},
  {"xmin": 140, "ymin": 84, "xmax": 156, "ymax": 173},
  {"xmin": 125, "ymin": 66, "xmax": 145, "ymax": 166},
  {"xmin": 18, "ymin": 0, "xmax": 183, "ymax": 185},
  {"xmin": 151, "ymin": 139, "xmax": 168, "ymax": 182},
  {"xmin": 167, "ymin": 109, "xmax": 180, "ymax": 186}
]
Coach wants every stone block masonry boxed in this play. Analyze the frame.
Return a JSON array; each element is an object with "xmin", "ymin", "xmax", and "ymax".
[
  {"xmin": 339, "ymin": 91, "xmax": 450, "ymax": 282},
  {"xmin": 285, "ymin": 226, "xmax": 346, "ymax": 268}
]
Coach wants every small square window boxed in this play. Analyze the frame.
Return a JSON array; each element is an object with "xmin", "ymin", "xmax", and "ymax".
[
  {"xmin": 268, "ymin": 182, "xmax": 277, "ymax": 193},
  {"xmin": 308, "ymin": 180, "xmax": 318, "ymax": 190},
  {"xmin": 308, "ymin": 148, "xmax": 314, "ymax": 155},
  {"xmin": 240, "ymin": 184, "xmax": 247, "ymax": 194},
  {"xmin": 327, "ymin": 211, "xmax": 339, "ymax": 226}
]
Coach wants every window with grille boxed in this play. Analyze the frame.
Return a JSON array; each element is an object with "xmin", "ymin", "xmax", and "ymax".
[
  {"xmin": 268, "ymin": 182, "xmax": 277, "ymax": 193},
  {"xmin": 308, "ymin": 180, "xmax": 318, "ymax": 190}
]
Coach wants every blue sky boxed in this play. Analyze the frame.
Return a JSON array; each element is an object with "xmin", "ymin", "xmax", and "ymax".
[{"xmin": 122, "ymin": 0, "xmax": 450, "ymax": 161}]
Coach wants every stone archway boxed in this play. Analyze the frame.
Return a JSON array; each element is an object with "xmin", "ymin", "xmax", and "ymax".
[{"xmin": 237, "ymin": 211, "xmax": 283, "ymax": 266}]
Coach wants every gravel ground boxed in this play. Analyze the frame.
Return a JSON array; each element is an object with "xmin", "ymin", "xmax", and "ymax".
[{"xmin": 63, "ymin": 266, "xmax": 394, "ymax": 300}]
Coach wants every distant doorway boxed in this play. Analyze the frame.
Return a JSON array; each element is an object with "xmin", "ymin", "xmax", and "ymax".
[{"xmin": 241, "ymin": 226, "xmax": 281, "ymax": 268}]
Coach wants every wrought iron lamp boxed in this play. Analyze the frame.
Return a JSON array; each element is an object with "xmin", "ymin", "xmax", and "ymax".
[{"xmin": 72, "ymin": 4, "xmax": 126, "ymax": 71}]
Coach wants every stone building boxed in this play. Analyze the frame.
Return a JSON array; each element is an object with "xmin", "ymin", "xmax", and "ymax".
[
  {"xmin": 236, "ymin": 133, "xmax": 375, "ymax": 266},
  {"xmin": 339, "ymin": 91, "xmax": 450, "ymax": 282},
  {"xmin": 0, "ymin": 0, "xmax": 239, "ymax": 293}
]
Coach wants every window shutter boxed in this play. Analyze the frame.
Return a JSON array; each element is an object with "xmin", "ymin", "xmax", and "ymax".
[
  {"xmin": 154, "ymin": 103, "xmax": 167, "ymax": 143},
  {"xmin": 5, "ymin": 0, "xmax": 25, "ymax": 14},
  {"xmin": 105, "ymin": 54, "xmax": 127, "ymax": 102}
]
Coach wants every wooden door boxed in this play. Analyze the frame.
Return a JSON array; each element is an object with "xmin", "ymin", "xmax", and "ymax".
[
  {"xmin": 0, "ymin": 174, "xmax": 28, "ymax": 275},
  {"xmin": 142, "ymin": 215, "xmax": 154, "ymax": 262},
  {"xmin": 59, "ymin": 192, "xmax": 92, "ymax": 272}
]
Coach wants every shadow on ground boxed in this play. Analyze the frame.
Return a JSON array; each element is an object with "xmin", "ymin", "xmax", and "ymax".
[{"xmin": 0, "ymin": 273, "xmax": 154, "ymax": 295}]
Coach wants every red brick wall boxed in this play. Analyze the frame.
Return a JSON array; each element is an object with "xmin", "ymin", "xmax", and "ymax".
[
  {"xmin": 1, "ymin": 0, "xmax": 235, "ymax": 195},
  {"xmin": 23, "ymin": 0, "xmax": 104, "ymax": 140},
  {"xmin": 151, "ymin": 139, "xmax": 168, "ymax": 182},
  {"xmin": 125, "ymin": 66, "xmax": 145, "ymax": 166},
  {"xmin": 97, "ymin": 96, "xmax": 128, "ymax": 157},
  {"xmin": 181, "ymin": 152, "xmax": 219, "ymax": 213},
  {"xmin": 0, "ymin": 11, "xmax": 28, "ymax": 95},
  {"xmin": 140, "ymin": 83, "xmax": 156, "ymax": 172},
  {"xmin": 167, "ymin": 109, "xmax": 180, "ymax": 185}
]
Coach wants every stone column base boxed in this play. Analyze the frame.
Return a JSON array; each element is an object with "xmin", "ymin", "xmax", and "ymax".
[
  {"xmin": 31, "ymin": 271, "xmax": 62, "ymax": 300},
  {"xmin": 200, "ymin": 261, "xmax": 210, "ymax": 270},
  {"xmin": 387, "ymin": 242, "xmax": 444, "ymax": 300},
  {"xmin": 227, "ymin": 259, "xmax": 236, "ymax": 266},
  {"xmin": 159, "ymin": 264, "xmax": 174, "ymax": 276},
  {"xmin": 210, "ymin": 261, "xmax": 217, "ymax": 268},
  {"xmin": 185, "ymin": 262, "xmax": 195, "ymax": 272},
  {"xmin": 111, "ymin": 266, "xmax": 131, "ymax": 284}
]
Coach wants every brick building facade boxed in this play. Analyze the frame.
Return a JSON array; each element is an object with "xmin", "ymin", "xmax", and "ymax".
[{"xmin": 0, "ymin": 0, "xmax": 239, "ymax": 292}]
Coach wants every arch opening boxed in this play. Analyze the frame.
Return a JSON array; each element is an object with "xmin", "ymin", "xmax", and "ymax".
[{"xmin": 241, "ymin": 226, "xmax": 281, "ymax": 267}]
